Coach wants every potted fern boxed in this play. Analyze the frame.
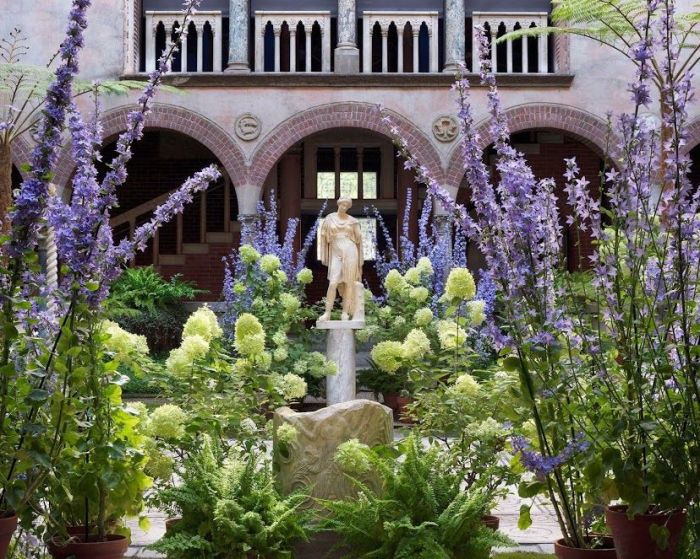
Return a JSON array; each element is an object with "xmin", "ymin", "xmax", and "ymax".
[{"xmin": 320, "ymin": 434, "xmax": 514, "ymax": 558}]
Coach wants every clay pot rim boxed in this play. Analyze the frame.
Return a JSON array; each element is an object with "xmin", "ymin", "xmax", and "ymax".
[
  {"xmin": 606, "ymin": 504, "xmax": 687, "ymax": 519},
  {"xmin": 554, "ymin": 536, "xmax": 615, "ymax": 551},
  {"xmin": 48, "ymin": 533, "xmax": 128, "ymax": 547}
]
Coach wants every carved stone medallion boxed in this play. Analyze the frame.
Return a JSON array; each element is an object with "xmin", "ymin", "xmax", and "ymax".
[
  {"xmin": 432, "ymin": 115, "xmax": 459, "ymax": 142},
  {"xmin": 234, "ymin": 113, "xmax": 261, "ymax": 141}
]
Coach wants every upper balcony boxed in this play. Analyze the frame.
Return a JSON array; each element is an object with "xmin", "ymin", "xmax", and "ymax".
[{"xmin": 124, "ymin": 1, "xmax": 571, "ymax": 85}]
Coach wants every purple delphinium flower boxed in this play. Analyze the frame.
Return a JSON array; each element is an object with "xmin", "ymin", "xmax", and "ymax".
[
  {"xmin": 512, "ymin": 434, "xmax": 590, "ymax": 479},
  {"xmin": 8, "ymin": 0, "xmax": 91, "ymax": 259}
]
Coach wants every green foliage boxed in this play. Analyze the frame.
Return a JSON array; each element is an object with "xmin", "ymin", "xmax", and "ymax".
[
  {"xmin": 150, "ymin": 436, "xmax": 309, "ymax": 559},
  {"xmin": 107, "ymin": 267, "xmax": 203, "ymax": 353},
  {"xmin": 320, "ymin": 435, "xmax": 514, "ymax": 558}
]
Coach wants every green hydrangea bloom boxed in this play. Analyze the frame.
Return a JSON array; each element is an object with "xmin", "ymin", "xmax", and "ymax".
[
  {"xmin": 334, "ymin": 439, "xmax": 372, "ymax": 474},
  {"xmin": 143, "ymin": 438, "xmax": 175, "ymax": 480},
  {"xmin": 101, "ymin": 320, "xmax": 149, "ymax": 360},
  {"xmin": 275, "ymin": 373, "xmax": 307, "ymax": 400},
  {"xmin": 403, "ymin": 267, "xmax": 421, "ymax": 286},
  {"xmin": 276, "ymin": 423, "xmax": 298, "ymax": 446},
  {"xmin": 445, "ymin": 268, "xmax": 476, "ymax": 300},
  {"xmin": 466, "ymin": 299, "xmax": 486, "ymax": 327},
  {"xmin": 239, "ymin": 244, "xmax": 260, "ymax": 264},
  {"xmin": 260, "ymin": 254, "xmax": 281, "ymax": 273},
  {"xmin": 235, "ymin": 314, "xmax": 266, "ymax": 357},
  {"xmin": 280, "ymin": 292, "xmax": 301, "ymax": 315},
  {"xmin": 452, "ymin": 373, "xmax": 480, "ymax": 398},
  {"xmin": 436, "ymin": 320, "xmax": 467, "ymax": 350},
  {"xmin": 181, "ymin": 334, "xmax": 210, "ymax": 360},
  {"xmin": 409, "ymin": 286, "xmax": 430, "ymax": 303},
  {"xmin": 371, "ymin": 341, "xmax": 405, "ymax": 373},
  {"xmin": 273, "ymin": 346, "xmax": 288, "ymax": 362},
  {"xmin": 414, "ymin": 307, "xmax": 433, "ymax": 326},
  {"xmin": 233, "ymin": 281, "xmax": 247, "ymax": 294},
  {"xmin": 148, "ymin": 404, "xmax": 188, "ymax": 439},
  {"xmin": 402, "ymin": 328, "xmax": 431, "ymax": 360},
  {"xmin": 272, "ymin": 330, "xmax": 288, "ymax": 346},
  {"xmin": 384, "ymin": 269, "xmax": 408, "ymax": 295},
  {"xmin": 416, "ymin": 257, "xmax": 434, "ymax": 275},
  {"xmin": 296, "ymin": 267, "xmax": 313, "ymax": 284},
  {"xmin": 274, "ymin": 269, "xmax": 288, "ymax": 283},
  {"xmin": 182, "ymin": 305, "xmax": 222, "ymax": 342}
]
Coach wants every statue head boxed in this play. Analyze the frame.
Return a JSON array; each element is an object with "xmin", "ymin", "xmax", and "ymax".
[{"xmin": 337, "ymin": 196, "xmax": 352, "ymax": 211}]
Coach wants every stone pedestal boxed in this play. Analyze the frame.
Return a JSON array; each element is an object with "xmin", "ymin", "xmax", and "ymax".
[
  {"xmin": 316, "ymin": 319, "xmax": 364, "ymax": 405},
  {"xmin": 273, "ymin": 400, "xmax": 394, "ymax": 502},
  {"xmin": 334, "ymin": 45, "xmax": 360, "ymax": 73}
]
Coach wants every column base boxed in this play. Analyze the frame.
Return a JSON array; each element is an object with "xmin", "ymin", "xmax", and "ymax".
[
  {"xmin": 442, "ymin": 62, "xmax": 461, "ymax": 73},
  {"xmin": 334, "ymin": 45, "xmax": 360, "ymax": 74},
  {"xmin": 225, "ymin": 62, "xmax": 251, "ymax": 73}
]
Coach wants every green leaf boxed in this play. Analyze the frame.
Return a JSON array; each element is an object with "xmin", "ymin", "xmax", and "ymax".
[
  {"xmin": 502, "ymin": 356, "xmax": 522, "ymax": 372},
  {"xmin": 26, "ymin": 388, "xmax": 49, "ymax": 402},
  {"xmin": 518, "ymin": 480, "xmax": 545, "ymax": 498},
  {"xmin": 518, "ymin": 505, "xmax": 533, "ymax": 530}
]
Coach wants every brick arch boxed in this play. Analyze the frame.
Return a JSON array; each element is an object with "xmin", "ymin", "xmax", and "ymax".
[
  {"xmin": 444, "ymin": 103, "xmax": 610, "ymax": 188},
  {"xmin": 52, "ymin": 103, "xmax": 247, "ymax": 191},
  {"xmin": 10, "ymin": 135, "xmax": 33, "ymax": 179},
  {"xmin": 246, "ymin": 102, "xmax": 444, "ymax": 194}
]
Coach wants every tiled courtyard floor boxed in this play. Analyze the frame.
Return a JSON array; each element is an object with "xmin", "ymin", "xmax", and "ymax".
[{"xmin": 125, "ymin": 492, "xmax": 560, "ymax": 557}]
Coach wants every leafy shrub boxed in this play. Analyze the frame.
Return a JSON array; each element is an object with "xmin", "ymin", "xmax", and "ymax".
[
  {"xmin": 150, "ymin": 436, "xmax": 309, "ymax": 559},
  {"xmin": 321, "ymin": 435, "xmax": 513, "ymax": 558},
  {"xmin": 107, "ymin": 266, "xmax": 204, "ymax": 353}
]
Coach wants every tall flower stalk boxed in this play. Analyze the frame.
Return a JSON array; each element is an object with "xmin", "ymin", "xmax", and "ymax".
[{"xmin": 0, "ymin": 0, "xmax": 219, "ymax": 528}]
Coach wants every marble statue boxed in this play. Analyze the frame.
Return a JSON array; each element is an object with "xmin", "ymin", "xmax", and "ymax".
[{"xmin": 318, "ymin": 196, "xmax": 364, "ymax": 322}]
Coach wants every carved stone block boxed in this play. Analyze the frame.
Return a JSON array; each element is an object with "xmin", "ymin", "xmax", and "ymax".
[{"xmin": 273, "ymin": 400, "xmax": 394, "ymax": 503}]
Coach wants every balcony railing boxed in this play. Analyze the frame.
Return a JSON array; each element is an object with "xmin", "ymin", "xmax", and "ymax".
[
  {"xmin": 362, "ymin": 11, "xmax": 439, "ymax": 73},
  {"xmin": 472, "ymin": 12, "xmax": 550, "ymax": 73},
  {"xmin": 144, "ymin": 10, "xmax": 223, "ymax": 73},
  {"xmin": 254, "ymin": 11, "xmax": 332, "ymax": 72}
]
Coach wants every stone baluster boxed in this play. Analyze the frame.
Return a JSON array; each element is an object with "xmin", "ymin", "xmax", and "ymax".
[
  {"xmin": 290, "ymin": 26, "xmax": 297, "ymax": 71},
  {"xmin": 305, "ymin": 29, "xmax": 312, "ymax": 71},
  {"xmin": 213, "ymin": 17, "xmax": 222, "ymax": 71},
  {"xmin": 381, "ymin": 26, "xmax": 389, "ymax": 73},
  {"xmin": 273, "ymin": 27, "xmax": 281, "ymax": 72},
  {"xmin": 145, "ymin": 13, "xmax": 156, "ymax": 72},
  {"xmin": 429, "ymin": 19, "xmax": 438, "ymax": 72},
  {"xmin": 412, "ymin": 27, "xmax": 420, "ymax": 72},
  {"xmin": 335, "ymin": 0, "xmax": 360, "ymax": 72},
  {"xmin": 443, "ymin": 0, "xmax": 465, "ymax": 72},
  {"xmin": 180, "ymin": 22, "xmax": 188, "ymax": 72},
  {"xmin": 490, "ymin": 25, "xmax": 497, "ymax": 72},
  {"xmin": 196, "ymin": 25, "xmax": 204, "ymax": 72},
  {"xmin": 506, "ymin": 28, "xmax": 513, "ymax": 72},
  {"xmin": 397, "ymin": 25, "xmax": 404, "ymax": 72},
  {"xmin": 522, "ymin": 31, "xmax": 529, "ymax": 73},
  {"xmin": 538, "ymin": 32, "xmax": 547, "ymax": 73},
  {"xmin": 227, "ymin": 0, "xmax": 250, "ymax": 72}
]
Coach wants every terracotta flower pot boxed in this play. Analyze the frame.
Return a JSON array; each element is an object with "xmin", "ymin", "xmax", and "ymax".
[
  {"xmin": 0, "ymin": 513, "xmax": 17, "ymax": 559},
  {"xmin": 47, "ymin": 534, "xmax": 128, "ymax": 559},
  {"xmin": 482, "ymin": 514, "xmax": 500, "ymax": 530},
  {"xmin": 554, "ymin": 537, "xmax": 616, "ymax": 559},
  {"xmin": 605, "ymin": 505, "xmax": 687, "ymax": 559},
  {"xmin": 382, "ymin": 393, "xmax": 413, "ymax": 423},
  {"xmin": 164, "ymin": 517, "xmax": 181, "ymax": 533}
]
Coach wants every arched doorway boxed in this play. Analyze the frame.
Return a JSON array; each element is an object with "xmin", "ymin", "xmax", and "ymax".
[
  {"xmin": 103, "ymin": 130, "xmax": 237, "ymax": 299},
  {"xmin": 457, "ymin": 129, "xmax": 605, "ymax": 272},
  {"xmin": 261, "ymin": 127, "xmax": 424, "ymax": 299}
]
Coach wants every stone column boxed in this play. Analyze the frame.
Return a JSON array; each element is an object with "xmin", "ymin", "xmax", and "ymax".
[
  {"xmin": 443, "ymin": 0, "xmax": 465, "ymax": 72},
  {"xmin": 226, "ymin": 0, "xmax": 251, "ymax": 72},
  {"xmin": 317, "ymin": 317, "xmax": 365, "ymax": 405},
  {"xmin": 433, "ymin": 208, "xmax": 454, "ymax": 260},
  {"xmin": 334, "ymin": 0, "xmax": 360, "ymax": 73}
]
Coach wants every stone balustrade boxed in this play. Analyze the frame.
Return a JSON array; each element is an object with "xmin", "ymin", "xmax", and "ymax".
[
  {"xmin": 144, "ymin": 11, "xmax": 223, "ymax": 73},
  {"xmin": 362, "ymin": 11, "xmax": 439, "ymax": 73},
  {"xmin": 472, "ymin": 12, "xmax": 549, "ymax": 73},
  {"xmin": 254, "ymin": 11, "xmax": 332, "ymax": 72}
]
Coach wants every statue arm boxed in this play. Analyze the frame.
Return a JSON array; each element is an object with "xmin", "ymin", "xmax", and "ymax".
[
  {"xmin": 319, "ymin": 219, "xmax": 329, "ymax": 267},
  {"xmin": 354, "ymin": 221, "xmax": 364, "ymax": 277}
]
